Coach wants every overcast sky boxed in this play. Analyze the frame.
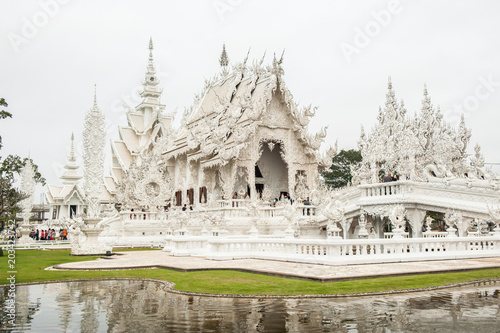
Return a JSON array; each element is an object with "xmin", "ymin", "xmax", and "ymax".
[{"xmin": 1, "ymin": 0, "xmax": 499, "ymax": 201}]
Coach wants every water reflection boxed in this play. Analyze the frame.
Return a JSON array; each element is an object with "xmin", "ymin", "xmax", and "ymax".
[{"xmin": 1, "ymin": 280, "xmax": 499, "ymax": 332}]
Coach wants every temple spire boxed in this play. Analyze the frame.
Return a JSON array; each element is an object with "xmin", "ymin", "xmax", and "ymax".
[
  {"xmin": 61, "ymin": 133, "xmax": 82, "ymax": 185},
  {"xmin": 136, "ymin": 38, "xmax": 165, "ymax": 117},
  {"xmin": 219, "ymin": 43, "xmax": 229, "ymax": 68},
  {"xmin": 145, "ymin": 37, "xmax": 157, "ymax": 80},
  {"xmin": 148, "ymin": 36, "xmax": 154, "ymax": 64},
  {"xmin": 93, "ymin": 83, "xmax": 97, "ymax": 108},
  {"xmin": 68, "ymin": 132, "xmax": 76, "ymax": 162}
]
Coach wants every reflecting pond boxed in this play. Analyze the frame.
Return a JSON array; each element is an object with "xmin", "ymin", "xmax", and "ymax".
[{"xmin": 1, "ymin": 280, "xmax": 499, "ymax": 332}]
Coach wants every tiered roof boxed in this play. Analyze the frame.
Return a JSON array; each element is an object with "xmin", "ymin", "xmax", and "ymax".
[
  {"xmin": 109, "ymin": 38, "xmax": 173, "ymax": 187},
  {"xmin": 163, "ymin": 48, "xmax": 334, "ymax": 169}
]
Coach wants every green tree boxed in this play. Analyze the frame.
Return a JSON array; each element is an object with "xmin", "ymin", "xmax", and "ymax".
[
  {"xmin": 0, "ymin": 98, "xmax": 12, "ymax": 150},
  {"xmin": 322, "ymin": 149, "xmax": 362, "ymax": 188},
  {"xmin": 0, "ymin": 98, "xmax": 45, "ymax": 228}
]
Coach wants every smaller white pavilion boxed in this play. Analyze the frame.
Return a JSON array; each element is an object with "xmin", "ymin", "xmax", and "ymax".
[{"xmin": 45, "ymin": 132, "xmax": 113, "ymax": 223}]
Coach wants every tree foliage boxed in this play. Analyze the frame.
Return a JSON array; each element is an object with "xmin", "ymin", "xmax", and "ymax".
[
  {"xmin": 0, "ymin": 155, "xmax": 45, "ymax": 185},
  {"xmin": 0, "ymin": 98, "xmax": 12, "ymax": 150},
  {"xmin": 0, "ymin": 98, "xmax": 45, "ymax": 226},
  {"xmin": 322, "ymin": 149, "xmax": 362, "ymax": 188}
]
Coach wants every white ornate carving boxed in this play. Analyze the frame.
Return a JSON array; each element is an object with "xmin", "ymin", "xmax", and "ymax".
[
  {"xmin": 129, "ymin": 155, "xmax": 171, "ymax": 211},
  {"xmin": 294, "ymin": 170, "xmax": 309, "ymax": 200},
  {"xmin": 445, "ymin": 209, "xmax": 462, "ymax": 229},
  {"xmin": 388, "ymin": 205, "xmax": 406, "ymax": 230},
  {"xmin": 19, "ymin": 159, "xmax": 36, "ymax": 227},
  {"xmin": 83, "ymin": 92, "xmax": 106, "ymax": 218},
  {"xmin": 353, "ymin": 78, "xmax": 496, "ymax": 185}
]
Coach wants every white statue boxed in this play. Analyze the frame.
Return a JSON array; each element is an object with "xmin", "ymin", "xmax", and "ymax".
[{"xmin": 389, "ymin": 205, "xmax": 406, "ymax": 230}]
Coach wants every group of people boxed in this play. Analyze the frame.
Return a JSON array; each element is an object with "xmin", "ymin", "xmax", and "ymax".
[
  {"xmin": 383, "ymin": 173, "xmax": 399, "ymax": 182},
  {"xmin": 272, "ymin": 192, "xmax": 294, "ymax": 206},
  {"xmin": 181, "ymin": 204, "xmax": 194, "ymax": 211},
  {"xmin": 29, "ymin": 228, "xmax": 68, "ymax": 241}
]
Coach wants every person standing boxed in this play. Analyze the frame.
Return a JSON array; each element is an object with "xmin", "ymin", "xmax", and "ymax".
[{"xmin": 383, "ymin": 173, "xmax": 393, "ymax": 183}]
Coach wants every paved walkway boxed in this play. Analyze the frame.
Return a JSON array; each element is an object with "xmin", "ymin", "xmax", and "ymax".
[{"xmin": 52, "ymin": 251, "xmax": 500, "ymax": 282}]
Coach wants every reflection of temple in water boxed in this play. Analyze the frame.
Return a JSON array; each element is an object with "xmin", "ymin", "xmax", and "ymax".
[{"xmin": 2, "ymin": 280, "xmax": 499, "ymax": 332}]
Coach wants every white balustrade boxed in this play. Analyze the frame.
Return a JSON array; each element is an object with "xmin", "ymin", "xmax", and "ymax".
[
  {"xmin": 362, "ymin": 182, "xmax": 402, "ymax": 197},
  {"xmin": 423, "ymin": 231, "xmax": 448, "ymax": 238},
  {"xmin": 296, "ymin": 204, "xmax": 317, "ymax": 217},
  {"xmin": 384, "ymin": 232, "xmax": 409, "ymax": 239},
  {"xmin": 122, "ymin": 211, "xmax": 158, "ymax": 221},
  {"xmin": 205, "ymin": 236, "xmax": 500, "ymax": 264}
]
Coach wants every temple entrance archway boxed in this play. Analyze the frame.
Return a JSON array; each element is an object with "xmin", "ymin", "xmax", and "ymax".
[{"xmin": 255, "ymin": 141, "xmax": 288, "ymax": 200}]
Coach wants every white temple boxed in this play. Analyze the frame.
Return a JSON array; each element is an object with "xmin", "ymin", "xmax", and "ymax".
[{"xmin": 44, "ymin": 40, "xmax": 500, "ymax": 261}]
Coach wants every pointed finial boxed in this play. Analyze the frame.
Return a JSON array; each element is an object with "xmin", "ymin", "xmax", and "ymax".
[
  {"xmin": 243, "ymin": 47, "xmax": 251, "ymax": 65},
  {"xmin": 278, "ymin": 49, "xmax": 285, "ymax": 64},
  {"xmin": 148, "ymin": 37, "xmax": 154, "ymax": 61},
  {"xmin": 69, "ymin": 132, "xmax": 76, "ymax": 162},
  {"xmin": 259, "ymin": 51, "xmax": 266, "ymax": 65},
  {"xmin": 92, "ymin": 83, "xmax": 98, "ymax": 107},
  {"xmin": 219, "ymin": 43, "xmax": 229, "ymax": 67}
]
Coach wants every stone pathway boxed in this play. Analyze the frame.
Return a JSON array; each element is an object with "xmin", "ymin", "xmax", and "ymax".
[{"xmin": 53, "ymin": 251, "xmax": 500, "ymax": 282}]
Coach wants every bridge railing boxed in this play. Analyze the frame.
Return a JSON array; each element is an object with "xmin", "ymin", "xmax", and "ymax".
[
  {"xmin": 360, "ymin": 182, "xmax": 403, "ymax": 197},
  {"xmin": 206, "ymin": 235, "xmax": 500, "ymax": 262},
  {"xmin": 423, "ymin": 231, "xmax": 449, "ymax": 238},
  {"xmin": 384, "ymin": 232, "xmax": 409, "ymax": 239}
]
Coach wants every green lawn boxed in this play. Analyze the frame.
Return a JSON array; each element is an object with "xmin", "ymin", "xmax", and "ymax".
[{"xmin": 1, "ymin": 249, "xmax": 499, "ymax": 296}]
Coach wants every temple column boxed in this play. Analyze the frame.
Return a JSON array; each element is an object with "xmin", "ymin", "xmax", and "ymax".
[
  {"xmin": 341, "ymin": 218, "xmax": 353, "ymax": 239},
  {"xmin": 221, "ymin": 163, "xmax": 236, "ymax": 200},
  {"xmin": 288, "ymin": 164, "xmax": 296, "ymax": 200},
  {"xmin": 247, "ymin": 161, "xmax": 256, "ymax": 198},
  {"xmin": 406, "ymin": 208, "xmax": 426, "ymax": 238},
  {"xmin": 371, "ymin": 215, "xmax": 384, "ymax": 238}
]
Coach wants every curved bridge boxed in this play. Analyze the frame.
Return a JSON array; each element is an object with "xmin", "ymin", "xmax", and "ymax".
[{"xmin": 340, "ymin": 180, "xmax": 500, "ymax": 238}]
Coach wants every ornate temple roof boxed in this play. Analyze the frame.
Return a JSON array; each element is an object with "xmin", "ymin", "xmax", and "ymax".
[
  {"xmin": 163, "ymin": 47, "xmax": 333, "ymax": 169},
  {"xmin": 109, "ymin": 38, "xmax": 173, "ymax": 174}
]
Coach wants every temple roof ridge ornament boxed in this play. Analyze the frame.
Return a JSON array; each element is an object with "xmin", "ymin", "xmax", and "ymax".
[
  {"xmin": 272, "ymin": 50, "xmax": 285, "ymax": 76},
  {"xmin": 219, "ymin": 43, "xmax": 229, "ymax": 68},
  {"xmin": 350, "ymin": 78, "xmax": 498, "ymax": 185}
]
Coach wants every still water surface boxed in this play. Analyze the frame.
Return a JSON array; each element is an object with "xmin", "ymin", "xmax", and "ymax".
[{"xmin": 1, "ymin": 280, "xmax": 499, "ymax": 332}]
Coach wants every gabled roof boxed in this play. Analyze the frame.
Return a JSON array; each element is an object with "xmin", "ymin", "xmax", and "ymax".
[
  {"xmin": 119, "ymin": 126, "xmax": 140, "ymax": 153},
  {"xmin": 103, "ymin": 176, "xmax": 117, "ymax": 194},
  {"xmin": 47, "ymin": 183, "xmax": 85, "ymax": 205},
  {"xmin": 162, "ymin": 54, "xmax": 325, "ymax": 166},
  {"xmin": 127, "ymin": 113, "xmax": 146, "ymax": 133},
  {"xmin": 63, "ymin": 186, "xmax": 85, "ymax": 204},
  {"xmin": 47, "ymin": 185, "xmax": 63, "ymax": 199},
  {"xmin": 111, "ymin": 140, "xmax": 133, "ymax": 170}
]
